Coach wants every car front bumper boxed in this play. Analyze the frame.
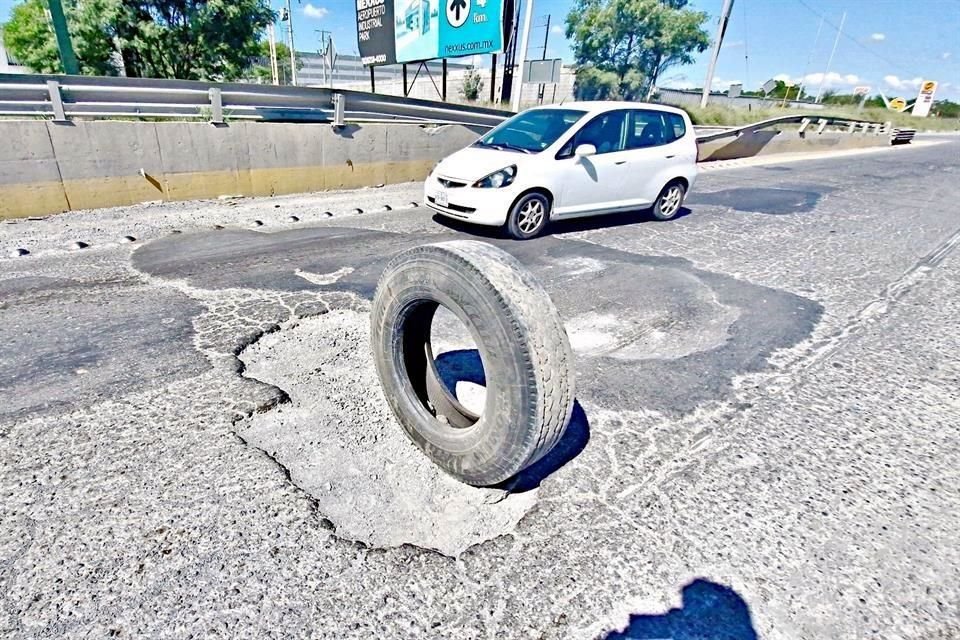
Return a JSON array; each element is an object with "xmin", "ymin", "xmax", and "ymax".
[{"xmin": 423, "ymin": 174, "xmax": 518, "ymax": 227}]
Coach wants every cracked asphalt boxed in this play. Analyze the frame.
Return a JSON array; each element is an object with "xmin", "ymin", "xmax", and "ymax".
[{"xmin": 1, "ymin": 139, "xmax": 959, "ymax": 638}]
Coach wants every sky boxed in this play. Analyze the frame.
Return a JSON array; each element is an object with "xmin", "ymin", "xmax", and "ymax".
[{"xmin": 2, "ymin": 0, "xmax": 958, "ymax": 99}]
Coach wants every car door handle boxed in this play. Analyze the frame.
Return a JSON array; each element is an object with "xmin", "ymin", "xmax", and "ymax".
[
  {"xmin": 665, "ymin": 154, "xmax": 676, "ymax": 159},
  {"xmin": 615, "ymin": 160, "xmax": 627, "ymax": 165}
]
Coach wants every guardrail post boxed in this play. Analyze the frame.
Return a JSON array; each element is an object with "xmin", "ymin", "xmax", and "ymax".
[
  {"xmin": 816, "ymin": 119, "xmax": 828, "ymax": 135},
  {"xmin": 46, "ymin": 80, "xmax": 68, "ymax": 122},
  {"xmin": 882, "ymin": 121, "xmax": 892, "ymax": 135},
  {"xmin": 332, "ymin": 93, "xmax": 345, "ymax": 128},
  {"xmin": 847, "ymin": 121, "xmax": 856, "ymax": 134},
  {"xmin": 798, "ymin": 118, "xmax": 811, "ymax": 137},
  {"xmin": 208, "ymin": 88, "xmax": 224, "ymax": 124}
]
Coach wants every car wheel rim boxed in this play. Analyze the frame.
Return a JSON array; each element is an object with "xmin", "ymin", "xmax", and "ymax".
[
  {"xmin": 517, "ymin": 199, "xmax": 545, "ymax": 234},
  {"xmin": 661, "ymin": 186, "xmax": 682, "ymax": 217}
]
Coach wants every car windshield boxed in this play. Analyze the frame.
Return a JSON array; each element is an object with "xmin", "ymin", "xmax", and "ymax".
[{"xmin": 474, "ymin": 108, "xmax": 587, "ymax": 153}]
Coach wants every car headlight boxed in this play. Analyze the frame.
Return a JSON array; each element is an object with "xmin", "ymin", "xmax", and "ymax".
[{"xmin": 473, "ymin": 165, "xmax": 517, "ymax": 189}]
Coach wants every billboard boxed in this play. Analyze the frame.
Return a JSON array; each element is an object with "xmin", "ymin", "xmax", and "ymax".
[
  {"xmin": 356, "ymin": 0, "xmax": 505, "ymax": 66},
  {"xmin": 912, "ymin": 80, "xmax": 938, "ymax": 118}
]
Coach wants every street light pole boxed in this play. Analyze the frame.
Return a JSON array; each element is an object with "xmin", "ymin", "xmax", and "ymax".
[
  {"xmin": 815, "ymin": 11, "xmax": 845, "ymax": 103},
  {"xmin": 285, "ymin": 0, "xmax": 298, "ymax": 86},
  {"xmin": 511, "ymin": 0, "xmax": 535, "ymax": 112},
  {"xmin": 700, "ymin": 0, "xmax": 734, "ymax": 107},
  {"xmin": 47, "ymin": 0, "xmax": 79, "ymax": 74}
]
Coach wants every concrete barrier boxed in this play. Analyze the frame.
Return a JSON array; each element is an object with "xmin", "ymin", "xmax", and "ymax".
[
  {"xmin": 0, "ymin": 120, "xmax": 481, "ymax": 219},
  {"xmin": 697, "ymin": 129, "xmax": 891, "ymax": 162}
]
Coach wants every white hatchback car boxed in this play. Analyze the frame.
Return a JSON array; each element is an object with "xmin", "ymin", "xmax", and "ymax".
[{"xmin": 425, "ymin": 101, "xmax": 699, "ymax": 239}]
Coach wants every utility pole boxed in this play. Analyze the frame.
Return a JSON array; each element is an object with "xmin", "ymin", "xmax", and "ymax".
[
  {"xmin": 47, "ymin": 0, "xmax": 79, "ymax": 74},
  {"xmin": 700, "ymin": 0, "xmax": 734, "ymax": 107},
  {"xmin": 511, "ymin": 0, "xmax": 535, "ymax": 112},
  {"xmin": 796, "ymin": 16, "xmax": 824, "ymax": 104},
  {"xmin": 267, "ymin": 23, "xmax": 280, "ymax": 85},
  {"xmin": 815, "ymin": 11, "xmax": 845, "ymax": 103},
  {"xmin": 285, "ymin": 0, "xmax": 297, "ymax": 86},
  {"xmin": 500, "ymin": 0, "xmax": 520, "ymax": 105},
  {"xmin": 537, "ymin": 15, "xmax": 551, "ymax": 105}
]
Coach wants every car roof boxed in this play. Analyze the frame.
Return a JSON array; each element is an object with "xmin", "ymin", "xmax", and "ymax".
[{"xmin": 527, "ymin": 101, "xmax": 689, "ymax": 117}]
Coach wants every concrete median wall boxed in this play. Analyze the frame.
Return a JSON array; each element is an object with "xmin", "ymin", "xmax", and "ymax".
[
  {"xmin": 0, "ymin": 120, "xmax": 481, "ymax": 218},
  {"xmin": 697, "ymin": 129, "xmax": 891, "ymax": 162}
]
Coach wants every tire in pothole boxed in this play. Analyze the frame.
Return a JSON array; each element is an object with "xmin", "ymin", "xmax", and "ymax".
[{"xmin": 371, "ymin": 240, "xmax": 575, "ymax": 486}]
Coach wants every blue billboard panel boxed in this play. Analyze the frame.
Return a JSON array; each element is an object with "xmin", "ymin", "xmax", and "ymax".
[{"xmin": 357, "ymin": 0, "xmax": 504, "ymax": 65}]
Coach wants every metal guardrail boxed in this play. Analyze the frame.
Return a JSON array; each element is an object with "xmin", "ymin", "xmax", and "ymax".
[
  {"xmin": 695, "ymin": 113, "xmax": 915, "ymax": 144},
  {"xmin": 0, "ymin": 74, "xmax": 918, "ymax": 144},
  {"xmin": 0, "ymin": 73, "xmax": 511, "ymax": 128}
]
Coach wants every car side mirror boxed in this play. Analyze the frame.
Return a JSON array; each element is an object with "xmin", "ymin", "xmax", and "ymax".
[{"xmin": 574, "ymin": 143, "xmax": 597, "ymax": 159}]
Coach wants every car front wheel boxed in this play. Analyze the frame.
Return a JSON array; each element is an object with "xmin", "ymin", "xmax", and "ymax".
[{"xmin": 506, "ymin": 192, "xmax": 551, "ymax": 240}]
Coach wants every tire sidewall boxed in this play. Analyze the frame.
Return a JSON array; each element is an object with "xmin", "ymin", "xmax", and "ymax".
[
  {"xmin": 653, "ymin": 182, "xmax": 686, "ymax": 221},
  {"xmin": 506, "ymin": 192, "xmax": 551, "ymax": 239},
  {"xmin": 371, "ymin": 256, "xmax": 537, "ymax": 484}
]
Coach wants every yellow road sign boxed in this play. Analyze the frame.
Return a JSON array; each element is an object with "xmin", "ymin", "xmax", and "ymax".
[{"xmin": 889, "ymin": 97, "xmax": 907, "ymax": 112}]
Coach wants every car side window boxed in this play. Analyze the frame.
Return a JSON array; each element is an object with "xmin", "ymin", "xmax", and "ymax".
[
  {"xmin": 626, "ymin": 110, "xmax": 687, "ymax": 148},
  {"xmin": 665, "ymin": 112, "xmax": 686, "ymax": 141},
  {"xmin": 558, "ymin": 111, "xmax": 628, "ymax": 157}
]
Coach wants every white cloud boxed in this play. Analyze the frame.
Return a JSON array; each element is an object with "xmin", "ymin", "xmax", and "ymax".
[
  {"xmin": 723, "ymin": 40, "xmax": 745, "ymax": 49},
  {"xmin": 303, "ymin": 3, "xmax": 328, "ymax": 19},
  {"xmin": 712, "ymin": 77, "xmax": 741, "ymax": 90},
  {"xmin": 658, "ymin": 75, "xmax": 740, "ymax": 91},
  {"xmin": 773, "ymin": 72, "xmax": 859, "ymax": 89},
  {"xmin": 870, "ymin": 33, "xmax": 886, "ymax": 42},
  {"xmin": 943, "ymin": 52, "xmax": 953, "ymax": 60},
  {"xmin": 884, "ymin": 75, "xmax": 924, "ymax": 91},
  {"xmin": 551, "ymin": 25, "xmax": 564, "ymax": 35}
]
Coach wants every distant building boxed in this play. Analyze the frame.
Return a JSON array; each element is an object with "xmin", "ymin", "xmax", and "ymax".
[{"xmin": 0, "ymin": 33, "xmax": 28, "ymax": 74}]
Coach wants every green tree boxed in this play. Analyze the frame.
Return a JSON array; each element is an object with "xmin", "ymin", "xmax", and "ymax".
[
  {"xmin": 566, "ymin": 0, "xmax": 710, "ymax": 101},
  {"xmin": 2, "ymin": 0, "xmax": 117, "ymax": 74},
  {"xmin": 932, "ymin": 99, "xmax": 960, "ymax": 119},
  {"xmin": 460, "ymin": 68, "xmax": 484, "ymax": 101},
  {"xmin": 250, "ymin": 40, "xmax": 302, "ymax": 85},
  {"xmin": 2, "ymin": 0, "xmax": 275, "ymax": 80}
]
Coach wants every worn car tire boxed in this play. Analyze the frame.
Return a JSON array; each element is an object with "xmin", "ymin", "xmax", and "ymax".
[
  {"xmin": 506, "ymin": 192, "xmax": 551, "ymax": 240},
  {"xmin": 652, "ymin": 181, "xmax": 686, "ymax": 221},
  {"xmin": 370, "ymin": 240, "xmax": 575, "ymax": 486}
]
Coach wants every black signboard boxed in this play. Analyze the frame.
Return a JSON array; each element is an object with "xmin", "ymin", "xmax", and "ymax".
[{"xmin": 357, "ymin": 0, "xmax": 397, "ymax": 65}]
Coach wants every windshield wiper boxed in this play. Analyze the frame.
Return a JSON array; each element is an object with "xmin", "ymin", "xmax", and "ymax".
[
  {"xmin": 495, "ymin": 143, "xmax": 534, "ymax": 154},
  {"xmin": 474, "ymin": 141, "xmax": 533, "ymax": 154}
]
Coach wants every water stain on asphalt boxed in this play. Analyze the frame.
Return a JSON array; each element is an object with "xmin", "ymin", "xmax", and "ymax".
[
  {"xmin": 687, "ymin": 187, "xmax": 821, "ymax": 215},
  {"xmin": 133, "ymin": 227, "xmax": 823, "ymax": 552},
  {"xmin": 135, "ymin": 227, "xmax": 823, "ymax": 416}
]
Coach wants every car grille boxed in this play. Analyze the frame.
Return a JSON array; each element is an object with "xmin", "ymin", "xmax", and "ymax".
[
  {"xmin": 427, "ymin": 197, "xmax": 476, "ymax": 215},
  {"xmin": 437, "ymin": 177, "xmax": 468, "ymax": 189}
]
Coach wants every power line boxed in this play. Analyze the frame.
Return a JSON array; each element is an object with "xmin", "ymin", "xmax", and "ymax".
[{"xmin": 792, "ymin": 0, "xmax": 916, "ymax": 77}]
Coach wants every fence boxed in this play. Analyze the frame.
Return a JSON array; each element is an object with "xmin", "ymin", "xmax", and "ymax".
[
  {"xmin": 0, "ymin": 73, "xmax": 511, "ymax": 128},
  {"xmin": 0, "ymin": 73, "xmax": 911, "ymax": 145}
]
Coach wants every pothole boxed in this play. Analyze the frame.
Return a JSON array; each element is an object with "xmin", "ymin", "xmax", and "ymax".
[{"xmin": 237, "ymin": 309, "xmax": 538, "ymax": 557}]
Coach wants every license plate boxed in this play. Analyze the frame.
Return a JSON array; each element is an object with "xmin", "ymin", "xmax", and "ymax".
[{"xmin": 434, "ymin": 190, "xmax": 448, "ymax": 207}]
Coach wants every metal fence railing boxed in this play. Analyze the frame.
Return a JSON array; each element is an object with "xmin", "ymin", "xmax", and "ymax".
[
  {"xmin": 0, "ymin": 73, "xmax": 915, "ymax": 143},
  {"xmin": 0, "ymin": 73, "xmax": 512, "ymax": 128}
]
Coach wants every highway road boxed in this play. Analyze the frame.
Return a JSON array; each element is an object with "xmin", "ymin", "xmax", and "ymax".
[{"xmin": 1, "ymin": 139, "xmax": 959, "ymax": 639}]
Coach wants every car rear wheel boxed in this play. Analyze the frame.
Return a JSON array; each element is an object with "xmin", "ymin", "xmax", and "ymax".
[
  {"xmin": 652, "ymin": 182, "xmax": 686, "ymax": 221},
  {"xmin": 506, "ymin": 192, "xmax": 550, "ymax": 240}
]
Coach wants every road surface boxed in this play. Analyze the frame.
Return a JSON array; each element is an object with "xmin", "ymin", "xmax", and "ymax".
[{"xmin": 1, "ymin": 140, "xmax": 958, "ymax": 639}]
